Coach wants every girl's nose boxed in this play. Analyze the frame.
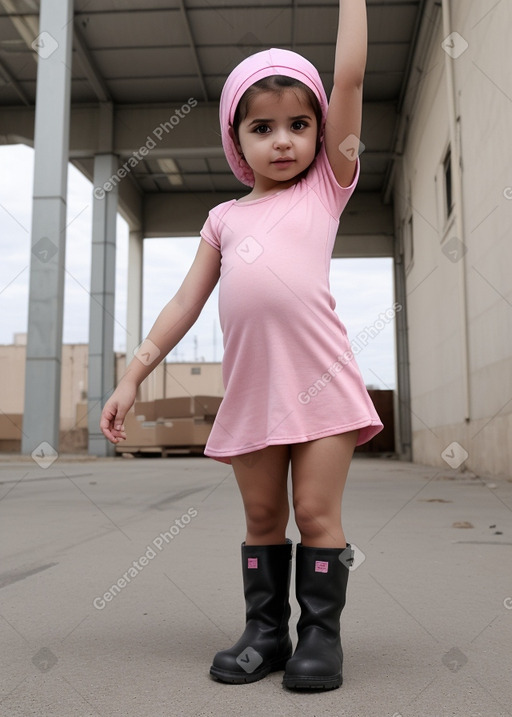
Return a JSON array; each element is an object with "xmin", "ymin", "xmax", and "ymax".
[{"xmin": 273, "ymin": 130, "xmax": 292, "ymax": 149}]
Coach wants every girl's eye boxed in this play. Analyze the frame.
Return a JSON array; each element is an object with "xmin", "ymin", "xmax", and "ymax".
[
  {"xmin": 292, "ymin": 121, "xmax": 307, "ymax": 131},
  {"xmin": 254, "ymin": 124, "xmax": 270, "ymax": 134}
]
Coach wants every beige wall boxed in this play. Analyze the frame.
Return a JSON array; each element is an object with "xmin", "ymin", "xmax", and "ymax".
[
  {"xmin": 0, "ymin": 343, "xmax": 89, "ymax": 430},
  {"xmin": 0, "ymin": 344, "xmax": 27, "ymax": 414},
  {"xmin": 393, "ymin": 1, "xmax": 512, "ymax": 477},
  {"xmin": 138, "ymin": 361, "xmax": 224, "ymax": 401},
  {"xmin": 0, "ymin": 343, "xmax": 223, "ymax": 433}
]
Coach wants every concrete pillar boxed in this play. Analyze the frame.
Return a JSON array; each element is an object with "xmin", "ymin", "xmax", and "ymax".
[
  {"xmin": 21, "ymin": 0, "xmax": 73, "ymax": 458},
  {"xmin": 126, "ymin": 229, "xmax": 144, "ymax": 361},
  {"xmin": 393, "ymin": 247, "xmax": 412, "ymax": 461},
  {"xmin": 87, "ymin": 154, "xmax": 119, "ymax": 457}
]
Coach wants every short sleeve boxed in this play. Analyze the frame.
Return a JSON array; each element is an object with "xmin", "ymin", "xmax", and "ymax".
[
  {"xmin": 200, "ymin": 211, "xmax": 221, "ymax": 251},
  {"xmin": 306, "ymin": 144, "xmax": 360, "ymax": 219}
]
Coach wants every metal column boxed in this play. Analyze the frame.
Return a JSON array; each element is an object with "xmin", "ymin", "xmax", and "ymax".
[
  {"xmin": 394, "ymin": 244, "xmax": 412, "ymax": 461},
  {"xmin": 21, "ymin": 0, "xmax": 73, "ymax": 458},
  {"xmin": 126, "ymin": 228, "xmax": 144, "ymax": 361},
  {"xmin": 87, "ymin": 154, "xmax": 119, "ymax": 456}
]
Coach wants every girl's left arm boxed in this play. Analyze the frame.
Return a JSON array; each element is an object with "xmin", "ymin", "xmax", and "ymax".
[{"xmin": 324, "ymin": 0, "xmax": 368, "ymax": 188}]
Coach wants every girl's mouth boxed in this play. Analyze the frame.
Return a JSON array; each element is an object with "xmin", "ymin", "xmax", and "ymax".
[{"xmin": 272, "ymin": 158, "xmax": 295, "ymax": 168}]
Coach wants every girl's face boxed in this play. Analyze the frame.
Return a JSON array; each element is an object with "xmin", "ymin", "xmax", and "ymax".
[{"xmin": 234, "ymin": 88, "xmax": 318, "ymax": 192}]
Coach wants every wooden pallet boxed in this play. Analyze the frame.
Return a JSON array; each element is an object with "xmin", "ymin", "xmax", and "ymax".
[{"xmin": 117, "ymin": 445, "xmax": 206, "ymax": 457}]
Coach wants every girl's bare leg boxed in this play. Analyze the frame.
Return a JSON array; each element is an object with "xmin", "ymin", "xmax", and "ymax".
[
  {"xmin": 290, "ymin": 431, "xmax": 358, "ymax": 547},
  {"xmin": 232, "ymin": 445, "xmax": 291, "ymax": 545}
]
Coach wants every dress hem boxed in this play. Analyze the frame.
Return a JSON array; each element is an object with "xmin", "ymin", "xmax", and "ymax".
[{"xmin": 204, "ymin": 418, "xmax": 384, "ymax": 464}]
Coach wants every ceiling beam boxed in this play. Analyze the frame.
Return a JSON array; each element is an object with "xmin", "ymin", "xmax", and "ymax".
[
  {"xmin": 72, "ymin": 23, "xmax": 112, "ymax": 103},
  {"xmin": 0, "ymin": 55, "xmax": 31, "ymax": 105},
  {"xmin": 0, "ymin": 100, "xmax": 397, "ymax": 156},
  {"xmin": 0, "ymin": 0, "xmax": 38, "ymax": 104},
  {"xmin": 383, "ymin": 0, "xmax": 441, "ymax": 203},
  {"xmin": 0, "ymin": 0, "xmax": 39, "ymax": 58},
  {"xmin": 178, "ymin": 0, "xmax": 209, "ymax": 102}
]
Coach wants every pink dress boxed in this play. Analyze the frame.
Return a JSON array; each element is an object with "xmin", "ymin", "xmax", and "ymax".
[{"xmin": 200, "ymin": 146, "xmax": 383, "ymax": 464}]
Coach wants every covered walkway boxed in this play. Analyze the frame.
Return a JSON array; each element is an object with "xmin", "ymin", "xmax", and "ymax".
[
  {"xmin": 1, "ymin": 454, "xmax": 511, "ymax": 716},
  {"xmin": 1, "ymin": 0, "xmax": 418, "ymax": 459}
]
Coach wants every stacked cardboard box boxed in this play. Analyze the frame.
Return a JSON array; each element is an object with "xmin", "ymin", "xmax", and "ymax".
[
  {"xmin": 121, "ymin": 412, "xmax": 158, "ymax": 447},
  {"xmin": 0, "ymin": 413, "xmax": 23, "ymax": 452},
  {"xmin": 119, "ymin": 395, "xmax": 222, "ymax": 452}
]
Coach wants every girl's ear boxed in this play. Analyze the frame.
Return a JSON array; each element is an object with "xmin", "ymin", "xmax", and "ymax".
[{"xmin": 229, "ymin": 126, "xmax": 244, "ymax": 156}]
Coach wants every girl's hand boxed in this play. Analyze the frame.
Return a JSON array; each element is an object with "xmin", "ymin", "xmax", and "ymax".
[{"xmin": 100, "ymin": 379, "xmax": 137, "ymax": 444}]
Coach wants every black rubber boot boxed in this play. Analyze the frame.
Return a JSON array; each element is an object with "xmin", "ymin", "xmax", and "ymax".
[
  {"xmin": 210, "ymin": 540, "xmax": 293, "ymax": 684},
  {"xmin": 283, "ymin": 543, "xmax": 353, "ymax": 691}
]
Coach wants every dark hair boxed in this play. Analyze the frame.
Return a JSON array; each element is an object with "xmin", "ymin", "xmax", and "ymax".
[{"xmin": 232, "ymin": 75, "xmax": 323, "ymax": 146}]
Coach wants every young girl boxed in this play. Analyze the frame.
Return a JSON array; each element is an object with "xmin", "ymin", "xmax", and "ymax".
[{"xmin": 101, "ymin": 0, "xmax": 382, "ymax": 691}]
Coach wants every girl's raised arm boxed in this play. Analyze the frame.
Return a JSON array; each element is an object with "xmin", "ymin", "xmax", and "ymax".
[
  {"xmin": 100, "ymin": 239, "xmax": 221, "ymax": 443},
  {"xmin": 324, "ymin": 0, "xmax": 368, "ymax": 188}
]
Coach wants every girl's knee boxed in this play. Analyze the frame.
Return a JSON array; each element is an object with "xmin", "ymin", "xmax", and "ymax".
[
  {"xmin": 293, "ymin": 499, "xmax": 338, "ymax": 541},
  {"xmin": 245, "ymin": 501, "xmax": 289, "ymax": 537}
]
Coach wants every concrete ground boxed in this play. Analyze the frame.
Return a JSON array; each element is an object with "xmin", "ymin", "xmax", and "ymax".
[{"xmin": 0, "ymin": 453, "xmax": 511, "ymax": 717}]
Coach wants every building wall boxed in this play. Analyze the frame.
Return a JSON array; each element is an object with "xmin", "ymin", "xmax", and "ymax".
[
  {"xmin": 0, "ymin": 343, "xmax": 89, "ymax": 431},
  {"xmin": 0, "ymin": 344, "xmax": 27, "ymax": 414},
  {"xmin": 0, "ymin": 342, "xmax": 223, "ymax": 433},
  {"xmin": 138, "ymin": 361, "xmax": 225, "ymax": 402},
  {"xmin": 393, "ymin": 1, "xmax": 512, "ymax": 477}
]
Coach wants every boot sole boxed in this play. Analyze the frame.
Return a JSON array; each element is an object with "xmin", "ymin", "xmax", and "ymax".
[
  {"xmin": 282, "ymin": 673, "xmax": 342, "ymax": 691},
  {"xmin": 210, "ymin": 656, "xmax": 290, "ymax": 685}
]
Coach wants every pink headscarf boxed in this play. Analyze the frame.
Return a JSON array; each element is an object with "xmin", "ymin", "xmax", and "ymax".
[{"xmin": 219, "ymin": 48, "xmax": 329, "ymax": 187}]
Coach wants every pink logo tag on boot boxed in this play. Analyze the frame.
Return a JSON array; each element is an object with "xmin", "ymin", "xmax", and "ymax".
[
  {"xmin": 248, "ymin": 558, "xmax": 258, "ymax": 569},
  {"xmin": 315, "ymin": 561, "xmax": 329, "ymax": 573}
]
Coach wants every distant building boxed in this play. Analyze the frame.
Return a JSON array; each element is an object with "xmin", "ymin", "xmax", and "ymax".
[{"xmin": 0, "ymin": 341, "xmax": 223, "ymax": 451}]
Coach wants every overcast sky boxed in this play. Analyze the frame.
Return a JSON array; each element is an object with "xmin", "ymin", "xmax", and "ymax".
[{"xmin": 0, "ymin": 144, "xmax": 396, "ymax": 389}]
